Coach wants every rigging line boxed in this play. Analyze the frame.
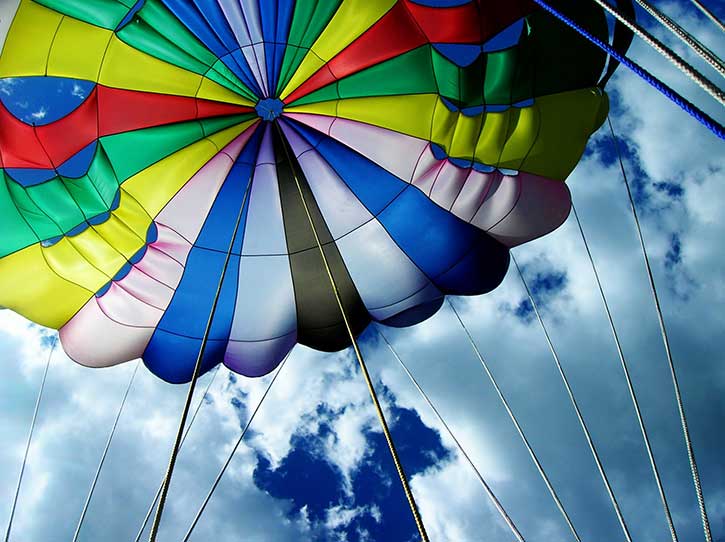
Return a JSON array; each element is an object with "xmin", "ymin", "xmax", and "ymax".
[
  {"xmin": 510, "ymin": 255, "xmax": 633, "ymax": 542},
  {"xmin": 274, "ymin": 122, "xmax": 429, "ymax": 542},
  {"xmin": 606, "ymin": 117, "xmax": 712, "ymax": 542},
  {"xmin": 590, "ymin": 0, "xmax": 725, "ymax": 106},
  {"xmin": 4, "ymin": 337, "xmax": 57, "ymax": 542},
  {"xmin": 132, "ymin": 365, "xmax": 221, "ymax": 542},
  {"xmin": 571, "ymin": 203, "xmax": 679, "ymax": 542},
  {"xmin": 181, "ymin": 352, "xmax": 291, "ymax": 542},
  {"xmin": 531, "ymin": 0, "xmax": 725, "ymax": 140},
  {"xmin": 633, "ymin": 0, "xmax": 725, "ymax": 76},
  {"xmin": 374, "ymin": 326, "xmax": 526, "ymax": 542},
  {"xmin": 446, "ymin": 299, "xmax": 581, "ymax": 542},
  {"xmin": 147, "ymin": 155, "xmax": 256, "ymax": 542},
  {"xmin": 688, "ymin": 0, "xmax": 725, "ymax": 33},
  {"xmin": 71, "ymin": 360, "xmax": 140, "ymax": 542}
]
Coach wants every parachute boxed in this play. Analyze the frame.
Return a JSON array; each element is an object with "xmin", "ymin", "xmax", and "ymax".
[{"xmin": 0, "ymin": 0, "xmax": 614, "ymax": 383}]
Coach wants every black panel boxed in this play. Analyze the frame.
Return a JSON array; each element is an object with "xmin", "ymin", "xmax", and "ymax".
[{"xmin": 272, "ymin": 125, "xmax": 370, "ymax": 351}]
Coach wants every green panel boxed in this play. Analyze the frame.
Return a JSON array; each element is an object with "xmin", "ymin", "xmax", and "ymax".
[
  {"xmin": 35, "ymin": 0, "xmax": 130, "ymax": 30},
  {"xmin": 119, "ymin": 0, "xmax": 256, "ymax": 100},
  {"xmin": 0, "ymin": 171, "xmax": 39, "ymax": 258},
  {"xmin": 6, "ymin": 179, "xmax": 63, "ymax": 242},
  {"xmin": 291, "ymin": 46, "xmax": 438, "ymax": 107},
  {"xmin": 101, "ymin": 114, "xmax": 254, "ymax": 182},
  {"xmin": 22, "ymin": 181, "xmax": 87, "ymax": 231},
  {"xmin": 85, "ymin": 144, "xmax": 121, "ymax": 207},
  {"xmin": 63, "ymin": 175, "xmax": 112, "ymax": 217},
  {"xmin": 276, "ymin": 0, "xmax": 343, "ymax": 95}
]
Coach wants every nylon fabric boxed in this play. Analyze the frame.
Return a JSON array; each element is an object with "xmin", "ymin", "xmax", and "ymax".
[{"xmin": 1, "ymin": 0, "xmax": 624, "ymax": 381}]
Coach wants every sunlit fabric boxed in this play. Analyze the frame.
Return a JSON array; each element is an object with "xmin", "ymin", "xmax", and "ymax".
[{"xmin": 0, "ymin": 0, "xmax": 611, "ymax": 383}]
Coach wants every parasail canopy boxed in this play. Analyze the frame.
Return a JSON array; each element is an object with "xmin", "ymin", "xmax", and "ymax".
[{"xmin": 0, "ymin": 0, "xmax": 613, "ymax": 382}]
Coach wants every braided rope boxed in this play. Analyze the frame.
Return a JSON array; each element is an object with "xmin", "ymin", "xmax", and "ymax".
[
  {"xmin": 591, "ymin": 0, "xmax": 725, "ymax": 105},
  {"xmin": 634, "ymin": 0, "xmax": 725, "ymax": 77},
  {"xmin": 533, "ymin": 0, "xmax": 725, "ymax": 140}
]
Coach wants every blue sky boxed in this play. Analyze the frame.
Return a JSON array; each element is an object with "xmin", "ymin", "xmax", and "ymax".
[{"xmin": 1, "ymin": 1, "xmax": 725, "ymax": 541}]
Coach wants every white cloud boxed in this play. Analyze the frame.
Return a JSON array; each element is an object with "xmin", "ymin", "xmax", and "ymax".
[{"xmin": 30, "ymin": 107, "xmax": 47, "ymax": 120}]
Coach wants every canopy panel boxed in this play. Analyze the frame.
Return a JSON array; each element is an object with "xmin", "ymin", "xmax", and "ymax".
[{"xmin": 0, "ymin": 0, "xmax": 612, "ymax": 382}]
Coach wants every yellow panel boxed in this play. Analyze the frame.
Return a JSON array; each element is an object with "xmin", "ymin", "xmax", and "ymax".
[
  {"xmin": 473, "ymin": 112, "xmax": 510, "ymax": 166},
  {"xmin": 497, "ymin": 107, "xmax": 540, "ymax": 171},
  {"xmin": 288, "ymin": 89, "xmax": 607, "ymax": 180},
  {"xmin": 47, "ymin": 16, "xmax": 112, "ymax": 81},
  {"xmin": 289, "ymin": 94, "xmax": 439, "ymax": 140},
  {"xmin": 0, "ymin": 0, "xmax": 62, "ymax": 77},
  {"xmin": 123, "ymin": 122, "xmax": 250, "ymax": 217},
  {"xmin": 197, "ymin": 76, "xmax": 254, "ymax": 106},
  {"xmin": 516, "ymin": 89, "xmax": 607, "ymax": 179},
  {"xmin": 279, "ymin": 0, "xmax": 396, "ymax": 99},
  {"xmin": 66, "ymin": 229, "xmax": 129, "ymax": 280},
  {"xmin": 99, "ymin": 35, "xmax": 202, "ymax": 96},
  {"xmin": 0, "ymin": 245, "xmax": 92, "ymax": 328},
  {"xmin": 449, "ymin": 114, "xmax": 484, "ymax": 161}
]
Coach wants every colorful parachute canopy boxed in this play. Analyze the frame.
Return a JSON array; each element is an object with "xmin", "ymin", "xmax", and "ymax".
[{"xmin": 0, "ymin": 0, "xmax": 612, "ymax": 383}]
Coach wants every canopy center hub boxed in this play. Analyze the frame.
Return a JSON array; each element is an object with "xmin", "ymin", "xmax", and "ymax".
[{"xmin": 255, "ymin": 98, "xmax": 284, "ymax": 121}]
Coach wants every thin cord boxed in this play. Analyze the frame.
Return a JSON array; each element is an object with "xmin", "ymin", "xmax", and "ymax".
[
  {"xmin": 132, "ymin": 365, "xmax": 221, "ymax": 542},
  {"xmin": 532, "ymin": 0, "xmax": 725, "ymax": 140},
  {"xmin": 688, "ymin": 0, "xmax": 725, "ymax": 33},
  {"xmin": 633, "ymin": 0, "xmax": 725, "ymax": 76},
  {"xmin": 181, "ymin": 353, "xmax": 290, "ymax": 541},
  {"xmin": 571, "ymin": 204, "xmax": 679, "ymax": 542},
  {"xmin": 4, "ymin": 337, "xmax": 57, "ymax": 542},
  {"xmin": 606, "ymin": 117, "xmax": 712, "ymax": 541},
  {"xmin": 148, "ymin": 154, "xmax": 256, "ymax": 542},
  {"xmin": 589, "ymin": 0, "xmax": 725, "ymax": 105},
  {"xmin": 275, "ymin": 122, "xmax": 429, "ymax": 542},
  {"xmin": 510, "ymin": 255, "xmax": 633, "ymax": 542},
  {"xmin": 446, "ymin": 299, "xmax": 581, "ymax": 542},
  {"xmin": 375, "ymin": 326, "xmax": 526, "ymax": 542},
  {"xmin": 71, "ymin": 360, "xmax": 140, "ymax": 542}
]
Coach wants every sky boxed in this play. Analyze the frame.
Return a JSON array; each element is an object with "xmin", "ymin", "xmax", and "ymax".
[{"xmin": 1, "ymin": 1, "xmax": 725, "ymax": 541}]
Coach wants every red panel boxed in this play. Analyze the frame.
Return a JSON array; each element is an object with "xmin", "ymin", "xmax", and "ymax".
[
  {"xmin": 285, "ymin": 2, "xmax": 426, "ymax": 104},
  {"xmin": 403, "ymin": 0, "xmax": 534, "ymax": 44},
  {"xmin": 1, "ymin": 87, "xmax": 252, "ymax": 170},
  {"xmin": 37, "ymin": 88, "xmax": 100, "ymax": 167},
  {"xmin": 0, "ymin": 103, "xmax": 54, "ymax": 169}
]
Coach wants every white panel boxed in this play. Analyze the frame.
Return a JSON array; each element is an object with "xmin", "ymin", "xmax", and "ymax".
[
  {"xmin": 228, "ymin": 254, "xmax": 296, "ymax": 341},
  {"xmin": 283, "ymin": 124, "xmax": 372, "ymax": 239},
  {"xmin": 241, "ymin": 128, "xmax": 288, "ymax": 256},
  {"xmin": 335, "ymin": 219, "xmax": 434, "ymax": 312},
  {"xmin": 60, "ymin": 300, "xmax": 154, "ymax": 367},
  {"xmin": 471, "ymin": 175, "xmax": 521, "ymax": 231},
  {"xmin": 429, "ymin": 161, "xmax": 470, "ymax": 210},
  {"xmin": 155, "ymin": 129, "xmax": 252, "ymax": 241},
  {"xmin": 450, "ymin": 170, "xmax": 499, "ymax": 221},
  {"xmin": 225, "ymin": 332, "xmax": 296, "ymax": 377},
  {"xmin": 0, "ymin": 0, "xmax": 20, "ymax": 55},
  {"xmin": 369, "ymin": 283, "xmax": 442, "ymax": 322}
]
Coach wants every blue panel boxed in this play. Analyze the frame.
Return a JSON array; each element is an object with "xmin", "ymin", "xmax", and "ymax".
[
  {"xmin": 432, "ymin": 43, "xmax": 482, "ymax": 67},
  {"xmin": 5, "ymin": 168, "xmax": 56, "ymax": 187},
  {"xmin": 382, "ymin": 298, "xmax": 444, "ymax": 327},
  {"xmin": 434, "ymin": 235, "xmax": 509, "ymax": 294},
  {"xmin": 57, "ymin": 141, "xmax": 97, "ymax": 178},
  {"xmin": 116, "ymin": 0, "xmax": 146, "ymax": 31},
  {"xmin": 0, "ymin": 76, "xmax": 95, "ymax": 126},
  {"xmin": 285, "ymin": 119, "xmax": 502, "ymax": 286},
  {"xmin": 143, "ymin": 125, "xmax": 263, "ymax": 383},
  {"xmin": 143, "ymin": 331, "xmax": 228, "ymax": 384},
  {"xmin": 160, "ymin": 0, "xmax": 263, "ymax": 98},
  {"xmin": 285, "ymin": 118, "xmax": 405, "ymax": 215},
  {"xmin": 259, "ymin": 0, "xmax": 294, "ymax": 95},
  {"xmin": 482, "ymin": 19, "xmax": 524, "ymax": 52}
]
